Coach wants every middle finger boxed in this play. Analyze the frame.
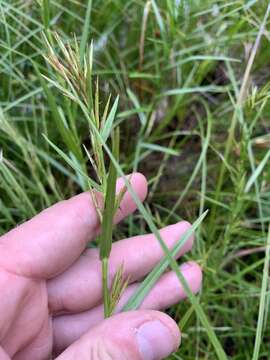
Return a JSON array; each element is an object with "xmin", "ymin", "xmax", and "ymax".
[{"xmin": 47, "ymin": 221, "xmax": 194, "ymax": 314}]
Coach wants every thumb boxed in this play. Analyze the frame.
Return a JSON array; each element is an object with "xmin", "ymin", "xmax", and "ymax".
[{"xmin": 56, "ymin": 310, "xmax": 181, "ymax": 360}]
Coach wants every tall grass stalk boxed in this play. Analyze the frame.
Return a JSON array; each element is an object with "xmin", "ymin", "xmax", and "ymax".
[
  {"xmin": 42, "ymin": 33, "xmax": 227, "ymax": 358},
  {"xmin": 42, "ymin": 33, "xmax": 127, "ymax": 318},
  {"xmin": 41, "ymin": 0, "xmax": 50, "ymax": 31}
]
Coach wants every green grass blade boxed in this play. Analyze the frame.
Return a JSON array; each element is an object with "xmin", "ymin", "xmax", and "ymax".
[
  {"xmin": 101, "ymin": 95, "xmax": 119, "ymax": 142},
  {"xmin": 42, "ymin": 0, "xmax": 50, "ymax": 30},
  {"xmin": 161, "ymin": 85, "xmax": 227, "ymax": 97},
  {"xmin": 122, "ymin": 211, "xmax": 208, "ymax": 311},
  {"xmin": 99, "ymin": 129, "xmax": 119, "ymax": 259},
  {"xmin": 99, "ymin": 129, "xmax": 119, "ymax": 318},
  {"xmin": 245, "ymin": 148, "xmax": 270, "ymax": 193},
  {"xmin": 127, "ymin": 88, "xmax": 146, "ymax": 126},
  {"xmin": 0, "ymin": 161, "xmax": 36, "ymax": 217},
  {"xmin": 34, "ymin": 63, "xmax": 84, "ymax": 163},
  {"xmin": 252, "ymin": 223, "xmax": 270, "ymax": 359},
  {"xmin": 140, "ymin": 142, "xmax": 179, "ymax": 156},
  {"xmin": 43, "ymin": 135, "xmax": 100, "ymax": 191},
  {"xmin": 79, "ymin": 0, "xmax": 92, "ymax": 64},
  {"xmin": 151, "ymin": 0, "xmax": 166, "ymax": 35}
]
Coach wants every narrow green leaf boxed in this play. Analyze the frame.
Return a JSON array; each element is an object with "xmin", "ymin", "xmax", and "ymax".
[
  {"xmin": 252, "ymin": 223, "xmax": 270, "ymax": 359},
  {"xmin": 141, "ymin": 142, "xmax": 179, "ymax": 156},
  {"xmin": 128, "ymin": 72, "xmax": 159, "ymax": 79},
  {"xmin": 0, "ymin": 161, "xmax": 36, "ymax": 216},
  {"xmin": 245, "ymin": 148, "xmax": 270, "ymax": 193},
  {"xmin": 127, "ymin": 88, "xmax": 146, "ymax": 126},
  {"xmin": 161, "ymin": 86, "xmax": 227, "ymax": 97},
  {"xmin": 99, "ymin": 129, "xmax": 119, "ymax": 259},
  {"xmin": 151, "ymin": 0, "xmax": 166, "ymax": 35},
  {"xmin": 34, "ymin": 62, "xmax": 83, "ymax": 163},
  {"xmin": 79, "ymin": 0, "xmax": 92, "ymax": 63},
  {"xmin": 122, "ymin": 211, "xmax": 208, "ymax": 311},
  {"xmin": 101, "ymin": 94, "xmax": 111, "ymax": 129},
  {"xmin": 100, "ymin": 129, "xmax": 119, "ymax": 318},
  {"xmin": 43, "ymin": 135, "xmax": 100, "ymax": 191},
  {"xmin": 86, "ymin": 41, "xmax": 94, "ymax": 110},
  {"xmin": 101, "ymin": 95, "xmax": 119, "ymax": 142},
  {"xmin": 42, "ymin": 0, "xmax": 50, "ymax": 30},
  {"xmin": 95, "ymin": 77, "xmax": 100, "ymax": 127},
  {"xmin": 165, "ymin": 55, "xmax": 240, "ymax": 70}
]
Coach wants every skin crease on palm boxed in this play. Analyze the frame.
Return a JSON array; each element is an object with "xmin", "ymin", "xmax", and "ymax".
[{"xmin": 0, "ymin": 173, "xmax": 202, "ymax": 360}]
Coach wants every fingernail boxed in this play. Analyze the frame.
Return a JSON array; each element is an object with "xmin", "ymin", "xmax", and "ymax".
[
  {"xmin": 180, "ymin": 261, "xmax": 193, "ymax": 272},
  {"xmin": 136, "ymin": 320, "xmax": 177, "ymax": 360}
]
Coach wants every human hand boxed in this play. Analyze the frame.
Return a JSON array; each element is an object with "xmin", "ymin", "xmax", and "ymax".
[{"xmin": 0, "ymin": 173, "xmax": 202, "ymax": 360}]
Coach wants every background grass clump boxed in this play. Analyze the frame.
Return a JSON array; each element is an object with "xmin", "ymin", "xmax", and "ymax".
[{"xmin": 1, "ymin": 0, "xmax": 270, "ymax": 358}]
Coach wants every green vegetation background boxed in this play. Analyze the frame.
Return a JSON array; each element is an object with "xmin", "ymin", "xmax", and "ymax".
[{"xmin": 0, "ymin": 1, "xmax": 270, "ymax": 358}]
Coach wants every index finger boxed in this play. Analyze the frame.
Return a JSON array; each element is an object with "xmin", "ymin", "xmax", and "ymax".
[{"xmin": 0, "ymin": 173, "xmax": 147, "ymax": 279}]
